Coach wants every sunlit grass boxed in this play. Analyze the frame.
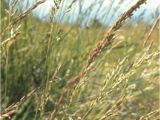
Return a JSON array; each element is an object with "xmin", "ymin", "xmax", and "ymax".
[{"xmin": 1, "ymin": 0, "xmax": 159, "ymax": 119}]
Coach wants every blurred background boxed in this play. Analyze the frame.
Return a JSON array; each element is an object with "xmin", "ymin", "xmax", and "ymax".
[{"xmin": 4, "ymin": 0, "xmax": 160, "ymax": 25}]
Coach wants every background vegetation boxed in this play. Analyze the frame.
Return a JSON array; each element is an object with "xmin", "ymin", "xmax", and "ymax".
[{"xmin": 1, "ymin": 0, "xmax": 159, "ymax": 119}]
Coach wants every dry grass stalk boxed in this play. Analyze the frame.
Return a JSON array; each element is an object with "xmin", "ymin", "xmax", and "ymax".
[
  {"xmin": 0, "ymin": 32, "xmax": 20, "ymax": 46},
  {"xmin": 53, "ymin": 0, "xmax": 62, "ymax": 9},
  {"xmin": 0, "ymin": 0, "xmax": 46, "ymax": 36},
  {"xmin": 1, "ymin": 88, "xmax": 38, "ymax": 119},
  {"xmin": 1, "ymin": 65, "xmax": 61, "ymax": 119},
  {"xmin": 40, "ymin": 64, "xmax": 62, "ymax": 112},
  {"xmin": 139, "ymin": 109, "xmax": 160, "ymax": 120},
  {"xmin": 49, "ymin": 0, "xmax": 147, "ymax": 119},
  {"xmin": 87, "ymin": 0, "xmax": 147, "ymax": 67},
  {"xmin": 143, "ymin": 16, "xmax": 159, "ymax": 46}
]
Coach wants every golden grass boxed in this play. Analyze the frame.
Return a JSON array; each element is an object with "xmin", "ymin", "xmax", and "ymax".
[{"xmin": 1, "ymin": 0, "xmax": 159, "ymax": 119}]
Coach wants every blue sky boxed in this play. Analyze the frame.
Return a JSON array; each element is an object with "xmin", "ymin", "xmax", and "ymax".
[{"xmin": 7, "ymin": 0, "xmax": 160, "ymax": 25}]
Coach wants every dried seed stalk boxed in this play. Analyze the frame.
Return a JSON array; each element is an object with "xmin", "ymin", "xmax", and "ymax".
[
  {"xmin": 0, "ymin": 0, "xmax": 46, "ymax": 36},
  {"xmin": 50, "ymin": 0, "xmax": 147, "ymax": 119},
  {"xmin": 1, "ymin": 64, "xmax": 61, "ymax": 119},
  {"xmin": 143, "ymin": 16, "xmax": 159, "ymax": 46}
]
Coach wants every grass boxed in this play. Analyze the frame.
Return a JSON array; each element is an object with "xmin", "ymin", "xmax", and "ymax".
[{"xmin": 1, "ymin": 0, "xmax": 159, "ymax": 119}]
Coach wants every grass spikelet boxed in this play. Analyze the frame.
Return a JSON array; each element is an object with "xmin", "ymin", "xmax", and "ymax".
[{"xmin": 50, "ymin": 0, "xmax": 147, "ymax": 118}]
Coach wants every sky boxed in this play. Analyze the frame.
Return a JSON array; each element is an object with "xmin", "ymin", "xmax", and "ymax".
[{"xmin": 7, "ymin": 0, "xmax": 160, "ymax": 26}]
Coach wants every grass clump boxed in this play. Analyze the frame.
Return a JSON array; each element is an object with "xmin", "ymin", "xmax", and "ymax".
[{"xmin": 1, "ymin": 0, "xmax": 159, "ymax": 119}]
